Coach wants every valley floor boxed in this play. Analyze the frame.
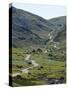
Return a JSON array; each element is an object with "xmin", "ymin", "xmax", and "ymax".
[{"xmin": 10, "ymin": 47, "xmax": 66, "ymax": 86}]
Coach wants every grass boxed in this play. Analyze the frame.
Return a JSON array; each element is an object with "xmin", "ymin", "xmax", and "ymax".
[{"xmin": 10, "ymin": 47, "xmax": 66, "ymax": 86}]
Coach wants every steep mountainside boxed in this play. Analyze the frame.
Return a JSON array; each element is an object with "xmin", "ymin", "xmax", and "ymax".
[
  {"xmin": 9, "ymin": 7, "xmax": 57, "ymax": 47},
  {"xmin": 9, "ymin": 7, "xmax": 66, "ymax": 48},
  {"xmin": 45, "ymin": 17, "xmax": 66, "ymax": 61},
  {"xmin": 48, "ymin": 16, "xmax": 66, "ymax": 42},
  {"xmin": 49, "ymin": 16, "xmax": 66, "ymax": 27}
]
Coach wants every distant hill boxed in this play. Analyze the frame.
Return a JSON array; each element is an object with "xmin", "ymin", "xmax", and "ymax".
[
  {"xmin": 49, "ymin": 16, "xmax": 66, "ymax": 27},
  {"xmin": 45, "ymin": 16, "xmax": 66, "ymax": 61},
  {"xmin": 9, "ymin": 7, "xmax": 66, "ymax": 48},
  {"xmin": 49, "ymin": 16, "xmax": 66, "ymax": 42}
]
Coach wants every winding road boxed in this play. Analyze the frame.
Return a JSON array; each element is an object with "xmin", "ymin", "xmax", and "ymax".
[
  {"xmin": 12, "ymin": 54, "xmax": 39, "ymax": 77},
  {"xmin": 25, "ymin": 54, "xmax": 31, "ymax": 60}
]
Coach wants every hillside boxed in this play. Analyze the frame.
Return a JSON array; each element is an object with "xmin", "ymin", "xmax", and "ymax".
[
  {"xmin": 9, "ymin": 7, "xmax": 66, "ymax": 48},
  {"xmin": 45, "ymin": 17, "xmax": 66, "ymax": 62},
  {"xmin": 9, "ymin": 7, "xmax": 58, "ymax": 48},
  {"xmin": 49, "ymin": 16, "xmax": 66, "ymax": 27}
]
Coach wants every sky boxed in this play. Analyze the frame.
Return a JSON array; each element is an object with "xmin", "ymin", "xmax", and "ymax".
[{"xmin": 13, "ymin": 3, "xmax": 66, "ymax": 19}]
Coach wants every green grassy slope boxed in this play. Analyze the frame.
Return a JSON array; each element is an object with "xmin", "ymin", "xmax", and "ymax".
[{"xmin": 10, "ymin": 48, "xmax": 66, "ymax": 86}]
